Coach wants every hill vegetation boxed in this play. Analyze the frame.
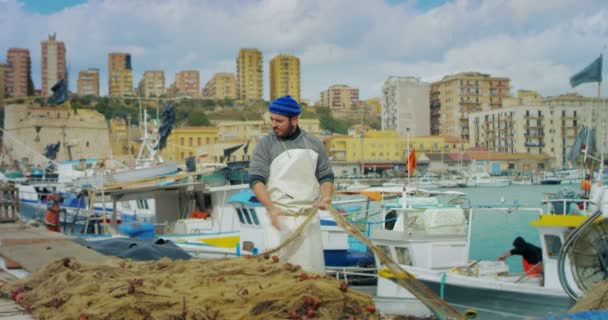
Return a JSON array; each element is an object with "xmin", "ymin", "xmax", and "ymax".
[{"xmin": 1, "ymin": 95, "xmax": 381, "ymax": 134}]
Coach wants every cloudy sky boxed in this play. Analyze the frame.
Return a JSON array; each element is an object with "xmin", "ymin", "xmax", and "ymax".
[{"xmin": 1, "ymin": 0, "xmax": 606, "ymax": 102}]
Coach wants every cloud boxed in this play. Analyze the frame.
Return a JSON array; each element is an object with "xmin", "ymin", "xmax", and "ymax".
[{"xmin": 0, "ymin": 0, "xmax": 606, "ymax": 101}]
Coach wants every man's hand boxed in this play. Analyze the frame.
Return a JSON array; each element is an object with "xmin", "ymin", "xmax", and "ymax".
[
  {"xmin": 316, "ymin": 196, "xmax": 332, "ymax": 210},
  {"xmin": 268, "ymin": 206, "xmax": 281, "ymax": 230}
]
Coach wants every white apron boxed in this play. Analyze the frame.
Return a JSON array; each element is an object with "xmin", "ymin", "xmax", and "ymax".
[{"xmin": 264, "ymin": 144, "xmax": 326, "ymax": 274}]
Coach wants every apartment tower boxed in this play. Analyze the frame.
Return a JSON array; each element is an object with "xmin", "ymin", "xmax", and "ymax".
[
  {"xmin": 430, "ymin": 72, "xmax": 510, "ymax": 140},
  {"xmin": 5, "ymin": 48, "xmax": 34, "ymax": 97},
  {"xmin": 139, "ymin": 70, "xmax": 165, "ymax": 98},
  {"xmin": 77, "ymin": 68, "xmax": 100, "ymax": 96},
  {"xmin": 175, "ymin": 70, "xmax": 200, "ymax": 97},
  {"xmin": 202, "ymin": 72, "xmax": 236, "ymax": 99},
  {"xmin": 320, "ymin": 84, "xmax": 360, "ymax": 110},
  {"xmin": 381, "ymin": 76, "xmax": 430, "ymax": 138},
  {"xmin": 41, "ymin": 33, "xmax": 67, "ymax": 97},
  {"xmin": 108, "ymin": 53, "xmax": 133, "ymax": 97},
  {"xmin": 269, "ymin": 54, "xmax": 300, "ymax": 102},
  {"xmin": 236, "ymin": 48, "xmax": 263, "ymax": 100}
]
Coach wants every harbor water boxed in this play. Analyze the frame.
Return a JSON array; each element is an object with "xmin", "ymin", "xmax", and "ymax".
[{"xmin": 461, "ymin": 183, "xmax": 566, "ymax": 273}]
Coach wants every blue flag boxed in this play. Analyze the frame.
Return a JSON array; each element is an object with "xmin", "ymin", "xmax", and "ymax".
[
  {"xmin": 570, "ymin": 55, "xmax": 602, "ymax": 88},
  {"xmin": 50, "ymin": 79, "xmax": 68, "ymax": 105}
]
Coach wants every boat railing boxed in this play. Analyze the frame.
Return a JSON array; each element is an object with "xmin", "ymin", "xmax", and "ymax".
[
  {"xmin": 540, "ymin": 197, "xmax": 592, "ymax": 215},
  {"xmin": 326, "ymin": 266, "xmax": 378, "ymax": 284}
]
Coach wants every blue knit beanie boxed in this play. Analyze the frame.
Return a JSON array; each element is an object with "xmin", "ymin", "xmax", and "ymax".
[{"xmin": 269, "ymin": 95, "xmax": 301, "ymax": 117}]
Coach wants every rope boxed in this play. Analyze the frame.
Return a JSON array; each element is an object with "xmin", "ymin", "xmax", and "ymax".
[
  {"xmin": 440, "ymin": 272, "xmax": 447, "ymax": 299},
  {"xmin": 258, "ymin": 207, "xmax": 319, "ymax": 257},
  {"xmin": 326, "ymin": 207, "xmax": 465, "ymax": 320},
  {"xmin": 255, "ymin": 205, "xmax": 466, "ymax": 319}
]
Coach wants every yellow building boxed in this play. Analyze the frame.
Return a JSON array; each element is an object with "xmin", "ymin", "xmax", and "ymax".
[
  {"xmin": 162, "ymin": 127, "xmax": 220, "ymax": 162},
  {"xmin": 202, "ymin": 73, "xmax": 236, "ymax": 99},
  {"xmin": 108, "ymin": 53, "xmax": 133, "ymax": 97},
  {"xmin": 77, "ymin": 68, "xmax": 99, "ymax": 96},
  {"xmin": 269, "ymin": 54, "xmax": 300, "ymax": 102},
  {"xmin": 320, "ymin": 84, "xmax": 359, "ymax": 110},
  {"xmin": 236, "ymin": 48, "xmax": 263, "ymax": 100},
  {"xmin": 138, "ymin": 70, "xmax": 165, "ymax": 98},
  {"xmin": 430, "ymin": 72, "xmax": 510, "ymax": 140},
  {"xmin": 365, "ymin": 98, "xmax": 382, "ymax": 116},
  {"xmin": 325, "ymin": 131, "xmax": 469, "ymax": 162}
]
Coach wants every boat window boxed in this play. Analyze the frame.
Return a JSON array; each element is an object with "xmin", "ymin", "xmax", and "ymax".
[
  {"xmin": 242, "ymin": 209, "xmax": 253, "ymax": 224},
  {"xmin": 544, "ymin": 234, "xmax": 562, "ymax": 259},
  {"xmin": 235, "ymin": 208, "xmax": 245, "ymax": 224},
  {"xmin": 137, "ymin": 200, "xmax": 149, "ymax": 210},
  {"xmin": 376, "ymin": 245, "xmax": 393, "ymax": 263},
  {"xmin": 248, "ymin": 208, "xmax": 260, "ymax": 225},
  {"xmin": 395, "ymin": 247, "xmax": 412, "ymax": 265}
]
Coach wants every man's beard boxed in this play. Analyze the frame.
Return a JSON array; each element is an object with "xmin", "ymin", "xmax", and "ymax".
[{"xmin": 276, "ymin": 122, "xmax": 296, "ymax": 138}]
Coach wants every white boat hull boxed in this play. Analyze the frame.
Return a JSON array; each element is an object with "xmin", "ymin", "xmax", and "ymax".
[{"xmin": 377, "ymin": 267, "xmax": 573, "ymax": 319}]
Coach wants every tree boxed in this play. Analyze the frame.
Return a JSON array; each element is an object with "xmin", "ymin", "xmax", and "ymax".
[{"xmin": 188, "ymin": 110, "xmax": 210, "ymax": 126}]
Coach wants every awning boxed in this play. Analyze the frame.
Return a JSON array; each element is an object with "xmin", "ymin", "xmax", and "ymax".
[{"xmin": 363, "ymin": 163, "xmax": 394, "ymax": 169}]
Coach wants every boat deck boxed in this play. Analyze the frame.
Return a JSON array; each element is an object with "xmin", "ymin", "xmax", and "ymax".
[
  {"xmin": 0, "ymin": 298, "xmax": 33, "ymax": 320},
  {"xmin": 0, "ymin": 223, "xmax": 114, "ymax": 272}
]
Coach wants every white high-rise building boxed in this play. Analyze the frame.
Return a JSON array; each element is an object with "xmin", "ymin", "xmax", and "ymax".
[
  {"xmin": 381, "ymin": 76, "xmax": 430, "ymax": 138},
  {"xmin": 469, "ymin": 93, "xmax": 602, "ymax": 167}
]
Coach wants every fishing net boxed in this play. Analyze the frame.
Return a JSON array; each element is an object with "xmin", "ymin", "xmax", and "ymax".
[
  {"xmin": 569, "ymin": 279, "xmax": 608, "ymax": 312},
  {"xmin": 1, "ymin": 256, "xmax": 379, "ymax": 320}
]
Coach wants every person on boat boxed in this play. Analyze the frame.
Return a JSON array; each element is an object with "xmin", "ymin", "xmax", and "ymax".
[
  {"xmin": 249, "ymin": 95, "xmax": 334, "ymax": 274},
  {"xmin": 498, "ymin": 236, "xmax": 543, "ymax": 277}
]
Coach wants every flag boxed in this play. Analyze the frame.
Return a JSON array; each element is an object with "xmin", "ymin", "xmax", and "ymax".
[
  {"xmin": 49, "ymin": 79, "xmax": 68, "ymax": 105},
  {"xmin": 407, "ymin": 148, "xmax": 416, "ymax": 177},
  {"xmin": 570, "ymin": 55, "xmax": 603, "ymax": 88},
  {"xmin": 153, "ymin": 104, "xmax": 176, "ymax": 151},
  {"xmin": 223, "ymin": 144, "xmax": 243, "ymax": 160}
]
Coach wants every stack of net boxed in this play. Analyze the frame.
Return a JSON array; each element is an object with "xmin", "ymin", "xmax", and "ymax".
[{"xmin": 1, "ymin": 256, "xmax": 379, "ymax": 320}]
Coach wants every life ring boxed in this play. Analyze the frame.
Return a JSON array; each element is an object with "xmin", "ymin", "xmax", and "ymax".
[{"xmin": 190, "ymin": 210, "xmax": 210, "ymax": 219}]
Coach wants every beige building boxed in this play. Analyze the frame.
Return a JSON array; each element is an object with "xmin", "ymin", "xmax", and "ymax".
[
  {"xmin": 5, "ymin": 48, "xmax": 34, "ymax": 97},
  {"xmin": 175, "ymin": 70, "xmax": 200, "ymax": 97},
  {"xmin": 108, "ymin": 117, "xmax": 142, "ymax": 166},
  {"xmin": 430, "ymin": 72, "xmax": 510, "ymax": 140},
  {"xmin": 138, "ymin": 70, "xmax": 165, "ymax": 98},
  {"xmin": 2, "ymin": 104, "xmax": 110, "ymax": 163},
  {"xmin": 468, "ymin": 92, "xmax": 600, "ymax": 168},
  {"xmin": 236, "ymin": 48, "xmax": 263, "ymax": 100},
  {"xmin": 381, "ymin": 76, "xmax": 430, "ymax": 138},
  {"xmin": 166, "ymin": 82, "xmax": 177, "ymax": 98},
  {"xmin": 77, "ymin": 68, "xmax": 99, "ymax": 96},
  {"xmin": 0, "ymin": 64, "xmax": 5, "ymax": 107},
  {"xmin": 108, "ymin": 53, "xmax": 133, "ymax": 97},
  {"xmin": 213, "ymin": 118, "xmax": 322, "ymax": 141},
  {"xmin": 269, "ymin": 54, "xmax": 300, "ymax": 102},
  {"xmin": 320, "ymin": 84, "xmax": 359, "ymax": 110},
  {"xmin": 41, "ymin": 33, "xmax": 67, "ymax": 97},
  {"xmin": 202, "ymin": 73, "xmax": 236, "ymax": 99}
]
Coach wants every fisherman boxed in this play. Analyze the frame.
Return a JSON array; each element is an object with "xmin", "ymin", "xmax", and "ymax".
[
  {"xmin": 249, "ymin": 95, "xmax": 334, "ymax": 274},
  {"xmin": 498, "ymin": 236, "xmax": 543, "ymax": 277}
]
